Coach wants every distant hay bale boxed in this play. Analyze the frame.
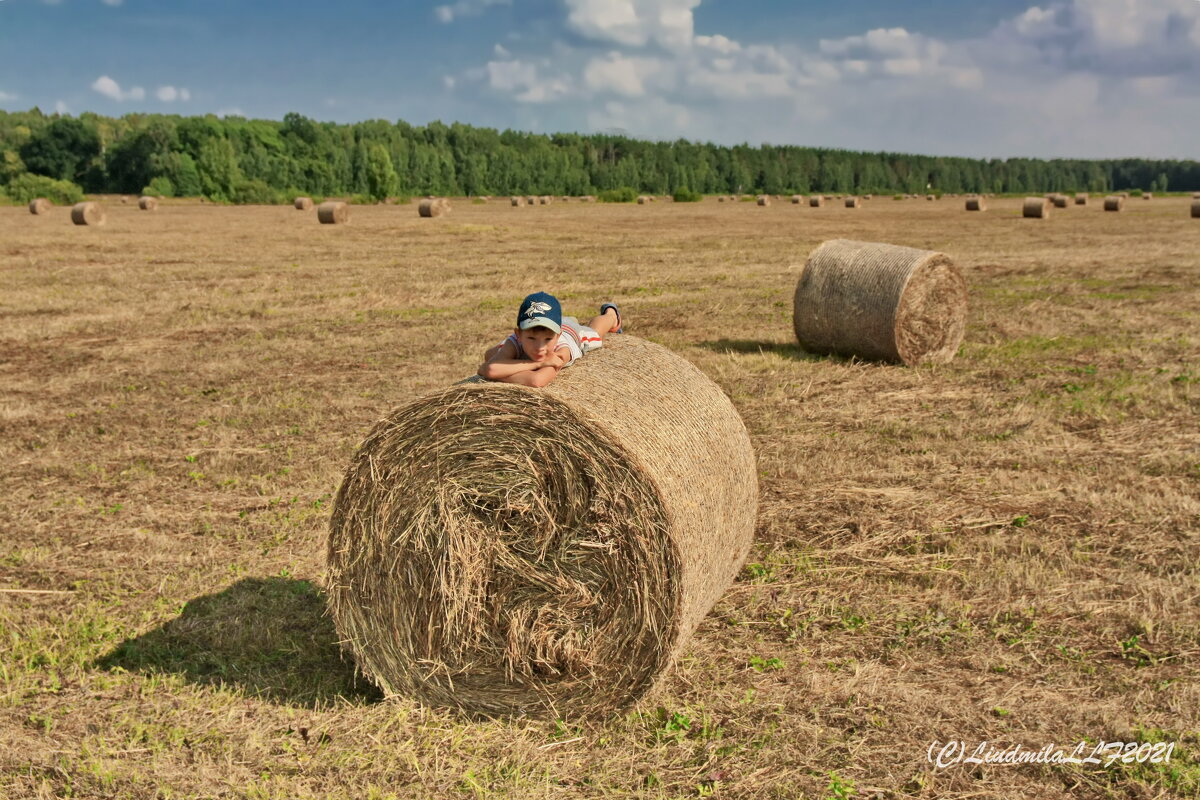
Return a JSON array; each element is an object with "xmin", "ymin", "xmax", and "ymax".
[
  {"xmin": 791, "ymin": 195, "xmax": 802, "ymax": 204},
  {"xmin": 539, "ymin": 196, "xmax": 551, "ymax": 205},
  {"xmin": 1192, "ymin": 192, "xmax": 1200, "ymax": 200},
  {"xmin": 809, "ymin": 195, "xmax": 824, "ymax": 208},
  {"xmin": 926, "ymin": 194, "xmax": 936, "ymax": 201},
  {"xmin": 561, "ymin": 196, "xmax": 570, "ymax": 202},
  {"xmin": 637, "ymin": 196, "xmax": 648, "ymax": 204},
  {"xmin": 845, "ymin": 196, "xmax": 861, "ymax": 208},
  {"xmin": 1143, "ymin": 193, "xmax": 1153, "ymax": 200},
  {"xmin": 120, "ymin": 196, "xmax": 129, "ymax": 204},
  {"xmin": 1120, "ymin": 192, "xmax": 1130, "ymax": 198},
  {"xmin": 419, "ymin": 198, "xmax": 451, "ymax": 218},
  {"xmin": 793, "ymin": 239, "xmax": 968, "ymax": 366},
  {"xmin": 757, "ymin": 195, "xmax": 771, "ymax": 206},
  {"xmin": 510, "ymin": 196, "xmax": 525, "ymax": 207},
  {"xmin": 326, "ymin": 335, "xmax": 757, "ymax": 719},
  {"xmin": 718, "ymin": 196, "xmax": 726, "ymax": 203},
  {"xmin": 581, "ymin": 195, "xmax": 596, "ymax": 202},
  {"xmin": 1104, "ymin": 196, "xmax": 1125, "ymax": 212},
  {"xmin": 317, "ymin": 201, "xmax": 349, "ymax": 224},
  {"xmin": 1192, "ymin": 200, "xmax": 1200, "ymax": 218},
  {"xmin": 965, "ymin": 197, "xmax": 986, "ymax": 211},
  {"xmin": 1023, "ymin": 197, "xmax": 1050, "ymax": 218},
  {"xmin": 28, "ymin": 198, "xmax": 51, "ymax": 215},
  {"xmin": 1075, "ymin": 194, "xmax": 1089, "ymax": 205},
  {"xmin": 864, "ymin": 194, "xmax": 873, "ymax": 200},
  {"xmin": 70, "ymin": 201, "xmax": 106, "ymax": 226},
  {"xmin": 1052, "ymin": 195, "xmax": 1068, "ymax": 208},
  {"xmin": 138, "ymin": 196, "xmax": 158, "ymax": 211},
  {"xmin": 294, "ymin": 197, "xmax": 314, "ymax": 211},
  {"xmin": 526, "ymin": 196, "xmax": 537, "ymax": 205}
]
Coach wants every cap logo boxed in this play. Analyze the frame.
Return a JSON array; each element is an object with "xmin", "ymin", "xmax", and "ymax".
[{"xmin": 524, "ymin": 301, "xmax": 552, "ymax": 318}]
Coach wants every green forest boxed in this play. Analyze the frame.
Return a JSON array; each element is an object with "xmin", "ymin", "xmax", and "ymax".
[{"xmin": 2, "ymin": 107, "xmax": 1197, "ymax": 205}]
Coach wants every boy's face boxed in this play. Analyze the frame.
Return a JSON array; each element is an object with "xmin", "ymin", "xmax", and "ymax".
[{"xmin": 515, "ymin": 326, "xmax": 559, "ymax": 361}]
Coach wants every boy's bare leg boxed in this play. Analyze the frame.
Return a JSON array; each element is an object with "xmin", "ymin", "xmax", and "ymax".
[{"xmin": 587, "ymin": 307, "xmax": 621, "ymax": 341}]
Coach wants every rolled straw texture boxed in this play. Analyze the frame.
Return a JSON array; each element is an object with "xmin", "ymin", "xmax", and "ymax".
[
  {"xmin": 637, "ymin": 196, "xmax": 648, "ymax": 204},
  {"xmin": 845, "ymin": 196, "xmax": 861, "ymax": 208},
  {"xmin": 317, "ymin": 201, "xmax": 349, "ymax": 224},
  {"xmin": 70, "ymin": 202, "xmax": 105, "ymax": 226},
  {"xmin": 327, "ymin": 336, "xmax": 758, "ymax": 719},
  {"xmin": 792, "ymin": 239, "xmax": 968, "ymax": 366},
  {"xmin": 28, "ymin": 198, "xmax": 51, "ymax": 215},
  {"xmin": 294, "ymin": 197, "xmax": 314, "ymax": 210},
  {"xmin": 419, "ymin": 198, "xmax": 451, "ymax": 218},
  {"xmin": 1075, "ymin": 194, "xmax": 1089, "ymax": 205},
  {"xmin": 511, "ymin": 196, "xmax": 525, "ymax": 207},
  {"xmin": 1052, "ymin": 195, "xmax": 1068, "ymax": 208},
  {"xmin": 1023, "ymin": 197, "xmax": 1049, "ymax": 218},
  {"xmin": 717, "ymin": 197, "xmax": 726, "ymax": 203},
  {"xmin": 791, "ymin": 195, "xmax": 802, "ymax": 204},
  {"xmin": 1191, "ymin": 200, "xmax": 1200, "ymax": 219},
  {"xmin": 1104, "ymin": 196, "xmax": 1125, "ymax": 212},
  {"xmin": 809, "ymin": 196, "xmax": 824, "ymax": 208},
  {"xmin": 965, "ymin": 197, "xmax": 986, "ymax": 211},
  {"xmin": 539, "ymin": 196, "xmax": 552, "ymax": 205},
  {"xmin": 138, "ymin": 196, "xmax": 158, "ymax": 211},
  {"xmin": 1192, "ymin": 192, "xmax": 1200, "ymax": 200},
  {"xmin": 756, "ymin": 195, "xmax": 771, "ymax": 206}
]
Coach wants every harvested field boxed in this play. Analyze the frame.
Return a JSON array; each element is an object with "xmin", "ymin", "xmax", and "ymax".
[{"xmin": 1, "ymin": 196, "xmax": 1198, "ymax": 800}]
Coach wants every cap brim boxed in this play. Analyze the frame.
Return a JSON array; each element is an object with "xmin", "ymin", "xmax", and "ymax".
[{"xmin": 518, "ymin": 316, "xmax": 561, "ymax": 333}]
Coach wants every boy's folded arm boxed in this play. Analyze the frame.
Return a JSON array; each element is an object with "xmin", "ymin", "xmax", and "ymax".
[{"xmin": 478, "ymin": 357, "xmax": 539, "ymax": 379}]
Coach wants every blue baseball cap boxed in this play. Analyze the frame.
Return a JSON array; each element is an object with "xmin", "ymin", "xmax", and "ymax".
[{"xmin": 516, "ymin": 291, "xmax": 562, "ymax": 334}]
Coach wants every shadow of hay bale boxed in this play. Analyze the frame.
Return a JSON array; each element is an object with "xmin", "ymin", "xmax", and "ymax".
[
  {"xmin": 696, "ymin": 339, "xmax": 826, "ymax": 361},
  {"xmin": 95, "ymin": 577, "xmax": 382, "ymax": 707}
]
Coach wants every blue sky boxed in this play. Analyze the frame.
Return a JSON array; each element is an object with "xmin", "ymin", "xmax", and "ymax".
[{"xmin": 2, "ymin": 0, "xmax": 1198, "ymax": 159}]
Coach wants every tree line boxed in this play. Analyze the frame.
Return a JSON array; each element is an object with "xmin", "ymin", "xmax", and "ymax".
[{"xmin": 1, "ymin": 107, "xmax": 1196, "ymax": 204}]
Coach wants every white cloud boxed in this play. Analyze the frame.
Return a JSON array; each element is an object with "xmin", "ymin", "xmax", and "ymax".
[
  {"xmin": 91, "ymin": 75, "xmax": 145, "ymax": 102},
  {"xmin": 564, "ymin": 0, "xmax": 700, "ymax": 51},
  {"xmin": 155, "ymin": 85, "xmax": 191, "ymax": 102},
  {"xmin": 55, "ymin": 100, "xmax": 68, "ymax": 114},
  {"xmin": 443, "ymin": 75, "xmax": 457, "ymax": 90},
  {"xmin": 486, "ymin": 59, "xmax": 571, "ymax": 103},
  {"xmin": 583, "ymin": 52, "xmax": 651, "ymax": 97},
  {"xmin": 0, "ymin": 90, "xmax": 17, "ymax": 102},
  {"xmin": 434, "ymin": 0, "xmax": 510, "ymax": 24},
  {"xmin": 494, "ymin": 43, "xmax": 511, "ymax": 58}
]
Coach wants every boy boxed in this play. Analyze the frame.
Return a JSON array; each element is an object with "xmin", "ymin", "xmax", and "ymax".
[{"xmin": 477, "ymin": 292, "xmax": 623, "ymax": 387}]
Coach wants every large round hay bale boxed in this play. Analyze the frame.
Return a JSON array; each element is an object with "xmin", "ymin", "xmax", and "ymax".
[
  {"xmin": 791, "ymin": 195, "xmax": 802, "ymax": 204},
  {"xmin": 1191, "ymin": 200, "xmax": 1200, "ymax": 219},
  {"xmin": 965, "ymin": 196, "xmax": 986, "ymax": 211},
  {"xmin": 1143, "ymin": 193, "xmax": 1153, "ymax": 200},
  {"xmin": 317, "ymin": 201, "xmax": 349, "ymax": 224},
  {"xmin": 757, "ymin": 195, "xmax": 771, "ymax": 206},
  {"xmin": 1075, "ymin": 193, "xmax": 1089, "ymax": 205},
  {"xmin": 539, "ymin": 196, "xmax": 552, "ymax": 205},
  {"xmin": 845, "ymin": 196, "xmax": 861, "ymax": 209},
  {"xmin": 419, "ymin": 198, "xmax": 451, "ymax": 218},
  {"xmin": 792, "ymin": 239, "xmax": 967, "ymax": 366},
  {"xmin": 1192, "ymin": 192, "xmax": 1200, "ymax": 200},
  {"xmin": 28, "ymin": 198, "xmax": 51, "ymax": 215},
  {"xmin": 1051, "ymin": 195, "xmax": 1068, "ymax": 208},
  {"xmin": 1023, "ymin": 197, "xmax": 1049, "ymax": 218},
  {"xmin": 1104, "ymin": 196, "xmax": 1125, "ymax": 212},
  {"xmin": 70, "ymin": 202, "xmax": 106, "ymax": 226},
  {"xmin": 138, "ymin": 196, "xmax": 158, "ymax": 211},
  {"xmin": 809, "ymin": 195, "xmax": 824, "ymax": 208},
  {"xmin": 510, "ymin": 196, "xmax": 525, "ymax": 207},
  {"xmin": 294, "ymin": 196, "xmax": 314, "ymax": 211},
  {"xmin": 526, "ymin": 196, "xmax": 538, "ymax": 205},
  {"xmin": 326, "ymin": 336, "xmax": 757, "ymax": 719}
]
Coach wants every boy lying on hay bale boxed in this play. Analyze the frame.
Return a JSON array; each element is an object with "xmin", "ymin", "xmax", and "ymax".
[{"xmin": 477, "ymin": 292, "xmax": 623, "ymax": 387}]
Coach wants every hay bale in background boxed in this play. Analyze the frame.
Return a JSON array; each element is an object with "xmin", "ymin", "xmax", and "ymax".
[
  {"xmin": 1104, "ymin": 196, "xmax": 1125, "ymax": 212},
  {"xmin": 718, "ymin": 196, "xmax": 726, "ymax": 203},
  {"xmin": 1023, "ymin": 197, "xmax": 1050, "ymax": 218},
  {"xmin": 1075, "ymin": 193, "xmax": 1089, "ymax": 205},
  {"xmin": 1052, "ymin": 195, "xmax": 1069, "ymax": 208},
  {"xmin": 792, "ymin": 239, "xmax": 967, "ymax": 366},
  {"xmin": 809, "ymin": 195, "xmax": 824, "ymax": 208},
  {"xmin": 926, "ymin": 194, "xmax": 936, "ymax": 201},
  {"xmin": 327, "ymin": 336, "xmax": 757, "ymax": 719},
  {"xmin": 1192, "ymin": 192, "xmax": 1200, "ymax": 200},
  {"xmin": 1143, "ymin": 193, "xmax": 1153, "ymax": 200},
  {"xmin": 317, "ymin": 201, "xmax": 349, "ymax": 224},
  {"xmin": 419, "ymin": 198, "xmax": 451, "ymax": 218},
  {"xmin": 561, "ymin": 196, "xmax": 570, "ymax": 202},
  {"xmin": 294, "ymin": 197, "xmax": 314, "ymax": 210},
  {"xmin": 1192, "ymin": 200, "xmax": 1200, "ymax": 218},
  {"xmin": 757, "ymin": 195, "xmax": 771, "ymax": 206},
  {"xmin": 70, "ymin": 202, "xmax": 106, "ymax": 226},
  {"xmin": 864, "ymin": 194, "xmax": 874, "ymax": 200},
  {"xmin": 581, "ymin": 195, "xmax": 596, "ymax": 202},
  {"xmin": 138, "ymin": 196, "xmax": 158, "ymax": 211},
  {"xmin": 539, "ymin": 196, "xmax": 552, "ymax": 205},
  {"xmin": 845, "ymin": 196, "xmax": 861, "ymax": 208},
  {"xmin": 965, "ymin": 196, "xmax": 986, "ymax": 211},
  {"xmin": 28, "ymin": 198, "xmax": 51, "ymax": 215},
  {"xmin": 510, "ymin": 196, "xmax": 525, "ymax": 207},
  {"xmin": 637, "ymin": 196, "xmax": 648, "ymax": 205},
  {"xmin": 791, "ymin": 195, "xmax": 802, "ymax": 204},
  {"xmin": 526, "ymin": 196, "xmax": 537, "ymax": 205}
]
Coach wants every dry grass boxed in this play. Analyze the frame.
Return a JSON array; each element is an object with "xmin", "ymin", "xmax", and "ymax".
[{"xmin": 1, "ymin": 196, "xmax": 1198, "ymax": 799}]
